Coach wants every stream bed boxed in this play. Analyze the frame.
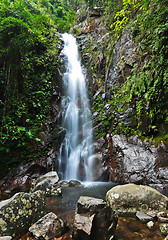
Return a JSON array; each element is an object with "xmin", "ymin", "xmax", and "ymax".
[
  {"xmin": 18, "ymin": 182, "xmax": 165, "ymax": 239},
  {"xmin": 46, "ymin": 182, "xmax": 164, "ymax": 240}
]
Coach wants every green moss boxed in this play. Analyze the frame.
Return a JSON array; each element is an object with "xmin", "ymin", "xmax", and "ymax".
[
  {"xmin": 155, "ymin": 134, "xmax": 168, "ymax": 147},
  {"xmin": 90, "ymin": 0, "xmax": 168, "ymax": 142}
]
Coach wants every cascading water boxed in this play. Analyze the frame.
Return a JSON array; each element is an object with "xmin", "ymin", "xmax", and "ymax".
[{"xmin": 58, "ymin": 33, "xmax": 93, "ymax": 181}]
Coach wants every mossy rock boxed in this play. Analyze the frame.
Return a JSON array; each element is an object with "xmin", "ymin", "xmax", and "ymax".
[
  {"xmin": 0, "ymin": 191, "xmax": 46, "ymax": 239},
  {"xmin": 106, "ymin": 184, "xmax": 168, "ymax": 216}
]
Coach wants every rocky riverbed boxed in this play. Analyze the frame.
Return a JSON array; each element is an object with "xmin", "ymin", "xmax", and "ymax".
[{"xmin": 0, "ymin": 172, "xmax": 168, "ymax": 240}]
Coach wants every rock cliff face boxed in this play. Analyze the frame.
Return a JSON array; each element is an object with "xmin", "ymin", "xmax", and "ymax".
[
  {"xmin": 107, "ymin": 135, "xmax": 168, "ymax": 191},
  {"xmin": 73, "ymin": 6, "xmax": 168, "ymax": 192}
]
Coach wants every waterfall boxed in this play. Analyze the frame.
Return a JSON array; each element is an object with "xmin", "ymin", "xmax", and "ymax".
[{"xmin": 58, "ymin": 33, "xmax": 93, "ymax": 181}]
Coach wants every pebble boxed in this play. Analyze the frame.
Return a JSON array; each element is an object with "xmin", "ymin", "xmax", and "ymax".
[
  {"xmin": 136, "ymin": 211, "xmax": 153, "ymax": 222},
  {"xmin": 147, "ymin": 221, "xmax": 154, "ymax": 229}
]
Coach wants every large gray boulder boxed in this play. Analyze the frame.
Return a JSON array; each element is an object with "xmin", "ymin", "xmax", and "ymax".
[
  {"xmin": 30, "ymin": 171, "xmax": 61, "ymax": 196},
  {"xmin": 73, "ymin": 196, "xmax": 118, "ymax": 240},
  {"xmin": 32, "ymin": 171, "xmax": 59, "ymax": 185},
  {"xmin": 108, "ymin": 135, "xmax": 168, "ymax": 192},
  {"xmin": 106, "ymin": 184, "xmax": 168, "ymax": 215},
  {"xmin": 29, "ymin": 212, "xmax": 66, "ymax": 239},
  {"xmin": 0, "ymin": 190, "xmax": 46, "ymax": 238}
]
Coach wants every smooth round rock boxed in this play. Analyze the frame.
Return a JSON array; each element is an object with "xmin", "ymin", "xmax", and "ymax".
[{"xmin": 106, "ymin": 184, "xmax": 168, "ymax": 215}]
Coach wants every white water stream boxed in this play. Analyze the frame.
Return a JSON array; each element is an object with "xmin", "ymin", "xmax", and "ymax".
[{"xmin": 58, "ymin": 33, "xmax": 93, "ymax": 181}]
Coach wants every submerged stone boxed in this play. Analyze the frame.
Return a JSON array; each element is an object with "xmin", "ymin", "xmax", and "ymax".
[{"xmin": 69, "ymin": 180, "xmax": 81, "ymax": 187}]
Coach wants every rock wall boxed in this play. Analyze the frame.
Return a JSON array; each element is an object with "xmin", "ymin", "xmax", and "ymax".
[
  {"xmin": 108, "ymin": 135, "xmax": 168, "ymax": 192},
  {"xmin": 73, "ymin": 5, "xmax": 168, "ymax": 192}
]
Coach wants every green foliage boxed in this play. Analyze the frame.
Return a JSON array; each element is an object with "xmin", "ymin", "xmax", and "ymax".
[
  {"xmin": 82, "ymin": 0, "xmax": 104, "ymax": 7},
  {"xmin": 92, "ymin": 93, "xmax": 115, "ymax": 138},
  {"xmin": 104, "ymin": 0, "xmax": 150, "ymax": 40},
  {"xmin": 0, "ymin": 0, "xmax": 77, "ymax": 177},
  {"xmin": 0, "ymin": 0, "xmax": 73, "ymax": 176},
  {"xmin": 91, "ymin": 0, "xmax": 168, "ymax": 142},
  {"xmin": 48, "ymin": 0, "xmax": 76, "ymax": 32}
]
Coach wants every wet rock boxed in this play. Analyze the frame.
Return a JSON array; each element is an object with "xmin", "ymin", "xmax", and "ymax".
[
  {"xmin": 88, "ymin": 137, "xmax": 109, "ymax": 181},
  {"xmin": 60, "ymin": 181, "xmax": 69, "ymax": 187},
  {"xmin": 160, "ymin": 223, "xmax": 168, "ymax": 235},
  {"xmin": 73, "ymin": 196, "xmax": 118, "ymax": 240},
  {"xmin": 149, "ymin": 184, "xmax": 168, "ymax": 193},
  {"xmin": 89, "ymin": 6, "xmax": 104, "ymax": 17},
  {"xmin": 29, "ymin": 212, "xmax": 66, "ymax": 239},
  {"xmin": 0, "ymin": 190, "xmax": 46, "ymax": 239},
  {"xmin": 106, "ymin": 184, "xmax": 168, "ymax": 215},
  {"xmin": 38, "ymin": 131, "xmax": 51, "ymax": 146},
  {"xmin": 31, "ymin": 179, "xmax": 50, "ymax": 192},
  {"xmin": 1, "ymin": 162, "xmax": 47, "ymax": 194},
  {"xmin": 90, "ymin": 206, "xmax": 118, "ymax": 240},
  {"xmin": 92, "ymin": 137, "xmax": 105, "ymax": 155},
  {"xmin": 74, "ymin": 213, "xmax": 95, "ymax": 239},
  {"xmin": 69, "ymin": 180, "xmax": 81, "ymax": 187},
  {"xmin": 30, "ymin": 171, "xmax": 61, "ymax": 196},
  {"xmin": 88, "ymin": 153, "xmax": 108, "ymax": 181},
  {"xmin": 108, "ymin": 134, "xmax": 168, "ymax": 191},
  {"xmin": 136, "ymin": 211, "xmax": 153, "ymax": 222},
  {"xmin": 157, "ymin": 168, "xmax": 168, "ymax": 180},
  {"xmin": 32, "ymin": 171, "xmax": 59, "ymax": 185},
  {"xmin": 118, "ymin": 107, "xmax": 133, "ymax": 127},
  {"xmin": 77, "ymin": 196, "xmax": 105, "ymax": 214},
  {"xmin": 74, "ymin": 17, "xmax": 101, "ymax": 35},
  {"xmin": 147, "ymin": 221, "xmax": 154, "ymax": 229},
  {"xmin": 58, "ymin": 180, "xmax": 81, "ymax": 188},
  {"xmin": 78, "ymin": 160, "xmax": 87, "ymax": 181}
]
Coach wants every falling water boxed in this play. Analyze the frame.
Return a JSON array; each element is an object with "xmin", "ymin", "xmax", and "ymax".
[{"xmin": 58, "ymin": 33, "xmax": 93, "ymax": 181}]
